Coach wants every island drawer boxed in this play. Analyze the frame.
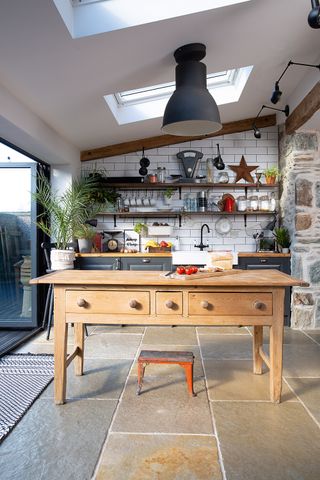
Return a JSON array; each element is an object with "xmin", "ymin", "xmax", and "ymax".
[
  {"xmin": 156, "ymin": 292, "xmax": 183, "ymax": 315},
  {"xmin": 188, "ymin": 292, "xmax": 272, "ymax": 316},
  {"xmin": 66, "ymin": 290, "xmax": 150, "ymax": 315}
]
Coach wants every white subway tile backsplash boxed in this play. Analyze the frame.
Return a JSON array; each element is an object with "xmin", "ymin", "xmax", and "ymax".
[{"xmin": 82, "ymin": 127, "xmax": 278, "ymax": 253}]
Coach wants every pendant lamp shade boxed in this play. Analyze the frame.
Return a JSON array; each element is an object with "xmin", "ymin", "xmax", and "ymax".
[{"xmin": 162, "ymin": 43, "xmax": 222, "ymax": 136}]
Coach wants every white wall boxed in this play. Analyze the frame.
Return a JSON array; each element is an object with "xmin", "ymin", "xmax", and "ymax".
[
  {"xmin": 0, "ymin": 83, "xmax": 80, "ymax": 170},
  {"xmin": 81, "ymin": 126, "xmax": 279, "ymax": 253}
]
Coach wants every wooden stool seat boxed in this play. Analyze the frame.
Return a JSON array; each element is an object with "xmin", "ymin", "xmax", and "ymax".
[{"xmin": 137, "ymin": 350, "xmax": 196, "ymax": 397}]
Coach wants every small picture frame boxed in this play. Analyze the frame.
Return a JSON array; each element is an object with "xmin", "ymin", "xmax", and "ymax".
[{"xmin": 123, "ymin": 229, "xmax": 140, "ymax": 252}]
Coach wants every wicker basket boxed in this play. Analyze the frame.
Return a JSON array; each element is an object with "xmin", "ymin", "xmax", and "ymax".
[{"xmin": 148, "ymin": 246, "xmax": 172, "ymax": 253}]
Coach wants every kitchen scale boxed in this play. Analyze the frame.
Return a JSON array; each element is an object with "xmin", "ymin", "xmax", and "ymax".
[{"xmin": 176, "ymin": 150, "xmax": 203, "ymax": 180}]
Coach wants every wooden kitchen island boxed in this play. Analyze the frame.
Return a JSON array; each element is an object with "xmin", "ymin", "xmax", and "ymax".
[{"xmin": 30, "ymin": 269, "xmax": 306, "ymax": 405}]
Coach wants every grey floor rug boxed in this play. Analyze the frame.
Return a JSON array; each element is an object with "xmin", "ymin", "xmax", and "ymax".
[{"xmin": 0, "ymin": 354, "xmax": 54, "ymax": 443}]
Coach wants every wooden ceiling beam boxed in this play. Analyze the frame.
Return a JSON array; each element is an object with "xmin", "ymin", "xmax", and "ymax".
[
  {"xmin": 285, "ymin": 81, "xmax": 320, "ymax": 135},
  {"xmin": 81, "ymin": 114, "xmax": 276, "ymax": 162}
]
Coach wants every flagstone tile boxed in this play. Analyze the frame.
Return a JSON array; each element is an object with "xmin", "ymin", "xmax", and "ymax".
[
  {"xmin": 142, "ymin": 326, "xmax": 198, "ymax": 345},
  {"xmin": 197, "ymin": 326, "xmax": 250, "ymax": 335},
  {"xmin": 212, "ymin": 402, "xmax": 320, "ymax": 480},
  {"xmin": 203, "ymin": 359, "xmax": 295, "ymax": 402},
  {"xmin": 92, "ymin": 325, "xmax": 145, "ymax": 334},
  {"xmin": 41, "ymin": 358, "xmax": 132, "ymax": 400},
  {"xmin": 83, "ymin": 333, "xmax": 142, "ymax": 359},
  {"xmin": 96, "ymin": 433, "xmax": 222, "ymax": 480},
  {"xmin": 0, "ymin": 398, "xmax": 117, "ymax": 480},
  {"xmin": 285, "ymin": 377, "xmax": 320, "ymax": 423},
  {"xmin": 199, "ymin": 335, "xmax": 252, "ymax": 359},
  {"xmin": 112, "ymin": 376, "xmax": 212, "ymax": 434}
]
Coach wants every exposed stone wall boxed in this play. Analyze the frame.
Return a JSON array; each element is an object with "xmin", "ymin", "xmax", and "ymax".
[{"xmin": 279, "ymin": 129, "xmax": 320, "ymax": 328}]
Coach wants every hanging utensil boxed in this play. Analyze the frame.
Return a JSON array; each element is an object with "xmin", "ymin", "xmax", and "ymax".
[
  {"xmin": 213, "ymin": 144, "xmax": 225, "ymax": 170},
  {"xmin": 139, "ymin": 147, "xmax": 150, "ymax": 176}
]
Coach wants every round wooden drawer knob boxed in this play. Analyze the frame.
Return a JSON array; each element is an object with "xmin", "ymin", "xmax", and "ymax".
[
  {"xmin": 129, "ymin": 299, "xmax": 138, "ymax": 309},
  {"xmin": 165, "ymin": 300, "xmax": 174, "ymax": 309},
  {"xmin": 201, "ymin": 300, "xmax": 209, "ymax": 309},
  {"xmin": 254, "ymin": 301, "xmax": 266, "ymax": 310},
  {"xmin": 77, "ymin": 298, "xmax": 87, "ymax": 308}
]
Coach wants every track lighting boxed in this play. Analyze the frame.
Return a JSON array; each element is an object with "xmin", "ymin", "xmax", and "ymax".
[
  {"xmin": 271, "ymin": 60, "xmax": 320, "ymax": 104},
  {"xmin": 252, "ymin": 104, "xmax": 290, "ymax": 139},
  {"xmin": 308, "ymin": 0, "xmax": 320, "ymax": 28},
  {"xmin": 162, "ymin": 43, "xmax": 222, "ymax": 136}
]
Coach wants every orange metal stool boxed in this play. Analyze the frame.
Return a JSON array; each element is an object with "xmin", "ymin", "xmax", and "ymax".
[{"xmin": 137, "ymin": 350, "xmax": 196, "ymax": 396}]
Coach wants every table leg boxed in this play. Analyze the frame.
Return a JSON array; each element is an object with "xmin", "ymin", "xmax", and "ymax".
[
  {"xmin": 253, "ymin": 325, "xmax": 263, "ymax": 374},
  {"xmin": 54, "ymin": 287, "xmax": 67, "ymax": 405},
  {"xmin": 74, "ymin": 323, "xmax": 84, "ymax": 376},
  {"xmin": 269, "ymin": 289, "xmax": 285, "ymax": 403}
]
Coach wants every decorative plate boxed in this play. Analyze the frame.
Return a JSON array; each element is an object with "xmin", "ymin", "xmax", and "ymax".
[{"xmin": 215, "ymin": 217, "xmax": 232, "ymax": 235}]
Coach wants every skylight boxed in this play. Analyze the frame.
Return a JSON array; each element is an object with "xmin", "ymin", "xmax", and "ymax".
[
  {"xmin": 54, "ymin": 0, "xmax": 252, "ymax": 38},
  {"xmin": 104, "ymin": 66, "xmax": 253, "ymax": 125}
]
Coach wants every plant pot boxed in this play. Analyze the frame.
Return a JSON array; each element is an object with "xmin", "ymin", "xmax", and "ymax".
[
  {"xmin": 264, "ymin": 175, "xmax": 276, "ymax": 185},
  {"xmin": 78, "ymin": 238, "xmax": 93, "ymax": 253},
  {"xmin": 281, "ymin": 247, "xmax": 290, "ymax": 254},
  {"xmin": 50, "ymin": 249, "xmax": 75, "ymax": 270}
]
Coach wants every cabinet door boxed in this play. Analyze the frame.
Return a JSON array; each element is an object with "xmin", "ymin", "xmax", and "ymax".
[
  {"xmin": 122, "ymin": 257, "xmax": 172, "ymax": 271},
  {"xmin": 237, "ymin": 256, "xmax": 291, "ymax": 325},
  {"xmin": 75, "ymin": 257, "xmax": 120, "ymax": 270}
]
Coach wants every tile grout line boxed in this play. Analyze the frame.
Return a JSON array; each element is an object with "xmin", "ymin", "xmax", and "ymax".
[
  {"xmin": 91, "ymin": 326, "xmax": 147, "ymax": 479},
  {"xmin": 108, "ymin": 431, "xmax": 216, "ymax": 436},
  {"xmin": 282, "ymin": 377, "xmax": 320, "ymax": 430},
  {"xmin": 301, "ymin": 331, "xmax": 320, "ymax": 346},
  {"xmin": 196, "ymin": 327, "xmax": 228, "ymax": 480}
]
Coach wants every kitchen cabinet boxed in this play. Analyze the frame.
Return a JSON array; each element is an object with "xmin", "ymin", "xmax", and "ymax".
[
  {"xmin": 97, "ymin": 182, "xmax": 279, "ymax": 227},
  {"xmin": 237, "ymin": 254, "xmax": 291, "ymax": 326},
  {"xmin": 75, "ymin": 255, "xmax": 172, "ymax": 271}
]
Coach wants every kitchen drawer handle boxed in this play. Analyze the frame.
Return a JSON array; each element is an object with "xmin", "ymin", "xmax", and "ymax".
[
  {"xmin": 77, "ymin": 298, "xmax": 87, "ymax": 308},
  {"xmin": 165, "ymin": 300, "xmax": 174, "ymax": 309},
  {"xmin": 254, "ymin": 301, "xmax": 266, "ymax": 310},
  {"xmin": 260, "ymin": 259, "xmax": 267, "ymax": 264},
  {"xmin": 201, "ymin": 300, "xmax": 210, "ymax": 309},
  {"xmin": 142, "ymin": 259, "xmax": 150, "ymax": 263},
  {"xmin": 129, "ymin": 299, "xmax": 138, "ymax": 309}
]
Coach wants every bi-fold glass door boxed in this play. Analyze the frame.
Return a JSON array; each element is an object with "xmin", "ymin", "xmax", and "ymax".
[{"xmin": 0, "ymin": 162, "xmax": 38, "ymax": 328}]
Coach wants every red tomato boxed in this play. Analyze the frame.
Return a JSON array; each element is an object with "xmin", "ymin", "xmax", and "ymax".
[
  {"xmin": 176, "ymin": 266, "xmax": 185, "ymax": 275},
  {"xmin": 192, "ymin": 266, "xmax": 198, "ymax": 274},
  {"xmin": 185, "ymin": 267, "xmax": 193, "ymax": 275}
]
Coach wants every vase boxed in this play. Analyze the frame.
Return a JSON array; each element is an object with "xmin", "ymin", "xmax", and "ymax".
[{"xmin": 50, "ymin": 249, "xmax": 75, "ymax": 270}]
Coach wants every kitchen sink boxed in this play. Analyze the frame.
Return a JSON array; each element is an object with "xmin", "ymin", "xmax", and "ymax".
[{"xmin": 172, "ymin": 251, "xmax": 209, "ymax": 265}]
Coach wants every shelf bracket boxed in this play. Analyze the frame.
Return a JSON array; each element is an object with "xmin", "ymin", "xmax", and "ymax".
[
  {"xmin": 179, "ymin": 214, "xmax": 182, "ymax": 228},
  {"xmin": 113, "ymin": 215, "xmax": 117, "ymax": 228},
  {"xmin": 244, "ymin": 214, "xmax": 247, "ymax": 228},
  {"xmin": 178, "ymin": 187, "xmax": 182, "ymax": 200}
]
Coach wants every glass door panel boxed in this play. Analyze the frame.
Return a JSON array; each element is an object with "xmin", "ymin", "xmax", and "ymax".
[{"xmin": 0, "ymin": 163, "xmax": 38, "ymax": 328}]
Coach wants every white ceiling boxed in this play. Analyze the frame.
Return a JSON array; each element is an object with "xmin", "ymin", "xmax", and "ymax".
[{"xmin": 0, "ymin": 0, "xmax": 319, "ymax": 153}]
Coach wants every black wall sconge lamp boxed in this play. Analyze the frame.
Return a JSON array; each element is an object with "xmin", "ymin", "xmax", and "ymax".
[
  {"xmin": 252, "ymin": 105, "xmax": 290, "ymax": 139},
  {"xmin": 271, "ymin": 60, "xmax": 320, "ymax": 104},
  {"xmin": 308, "ymin": 0, "xmax": 320, "ymax": 28}
]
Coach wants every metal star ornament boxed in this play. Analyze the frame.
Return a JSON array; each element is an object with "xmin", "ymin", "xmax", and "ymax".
[{"xmin": 229, "ymin": 155, "xmax": 259, "ymax": 183}]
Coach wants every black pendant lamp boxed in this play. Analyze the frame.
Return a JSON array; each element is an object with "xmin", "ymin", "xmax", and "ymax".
[{"xmin": 162, "ymin": 43, "xmax": 222, "ymax": 136}]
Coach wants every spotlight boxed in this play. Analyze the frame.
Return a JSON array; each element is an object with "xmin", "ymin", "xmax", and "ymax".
[
  {"xmin": 253, "ymin": 125, "xmax": 261, "ymax": 139},
  {"xmin": 270, "ymin": 60, "xmax": 320, "ymax": 104},
  {"xmin": 270, "ymin": 82, "xmax": 282, "ymax": 104},
  {"xmin": 308, "ymin": 0, "xmax": 320, "ymax": 28}
]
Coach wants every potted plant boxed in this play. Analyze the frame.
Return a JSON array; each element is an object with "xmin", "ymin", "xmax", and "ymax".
[
  {"xmin": 163, "ymin": 187, "xmax": 175, "ymax": 205},
  {"xmin": 33, "ymin": 173, "xmax": 101, "ymax": 269},
  {"xmin": 133, "ymin": 222, "xmax": 148, "ymax": 237},
  {"xmin": 273, "ymin": 227, "xmax": 291, "ymax": 253},
  {"xmin": 74, "ymin": 223, "xmax": 97, "ymax": 253},
  {"xmin": 263, "ymin": 166, "xmax": 280, "ymax": 185}
]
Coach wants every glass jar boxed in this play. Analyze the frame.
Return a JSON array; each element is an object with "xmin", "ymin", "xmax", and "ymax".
[
  {"xmin": 247, "ymin": 195, "xmax": 259, "ymax": 211},
  {"xmin": 236, "ymin": 195, "xmax": 247, "ymax": 212},
  {"xmin": 206, "ymin": 158, "xmax": 214, "ymax": 183},
  {"xmin": 269, "ymin": 192, "xmax": 277, "ymax": 211},
  {"xmin": 259, "ymin": 195, "xmax": 270, "ymax": 211},
  {"xmin": 156, "ymin": 167, "xmax": 166, "ymax": 183},
  {"xmin": 217, "ymin": 171, "xmax": 229, "ymax": 184}
]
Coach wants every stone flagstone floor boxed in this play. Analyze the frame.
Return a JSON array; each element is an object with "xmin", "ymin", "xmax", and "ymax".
[{"xmin": 0, "ymin": 325, "xmax": 320, "ymax": 480}]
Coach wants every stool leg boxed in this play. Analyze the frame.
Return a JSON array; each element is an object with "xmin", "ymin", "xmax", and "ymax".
[
  {"xmin": 183, "ymin": 362, "xmax": 196, "ymax": 397},
  {"xmin": 137, "ymin": 362, "xmax": 146, "ymax": 395}
]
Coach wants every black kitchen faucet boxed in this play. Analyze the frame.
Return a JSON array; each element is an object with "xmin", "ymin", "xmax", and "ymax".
[{"xmin": 195, "ymin": 223, "xmax": 210, "ymax": 251}]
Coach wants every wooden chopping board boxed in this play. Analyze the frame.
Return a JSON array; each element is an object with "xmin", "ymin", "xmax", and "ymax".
[{"xmin": 163, "ymin": 270, "xmax": 242, "ymax": 280}]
